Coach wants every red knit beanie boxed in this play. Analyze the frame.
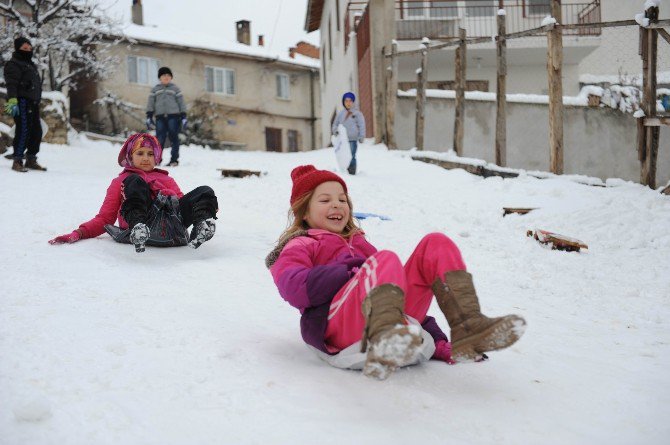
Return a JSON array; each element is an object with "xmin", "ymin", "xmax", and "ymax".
[{"xmin": 290, "ymin": 165, "xmax": 348, "ymax": 206}]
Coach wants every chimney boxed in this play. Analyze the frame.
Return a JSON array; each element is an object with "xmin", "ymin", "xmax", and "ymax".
[
  {"xmin": 236, "ymin": 20, "xmax": 251, "ymax": 45},
  {"xmin": 258, "ymin": 35, "xmax": 264, "ymax": 47},
  {"xmin": 289, "ymin": 47, "xmax": 296, "ymax": 59},
  {"xmin": 131, "ymin": 0, "xmax": 143, "ymax": 26}
]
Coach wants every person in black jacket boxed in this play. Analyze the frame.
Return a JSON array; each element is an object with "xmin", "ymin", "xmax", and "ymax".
[{"xmin": 3, "ymin": 37, "xmax": 46, "ymax": 172}]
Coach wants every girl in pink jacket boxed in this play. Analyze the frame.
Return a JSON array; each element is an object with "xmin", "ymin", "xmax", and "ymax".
[
  {"xmin": 49, "ymin": 133, "xmax": 218, "ymax": 252},
  {"xmin": 266, "ymin": 165, "xmax": 526, "ymax": 380}
]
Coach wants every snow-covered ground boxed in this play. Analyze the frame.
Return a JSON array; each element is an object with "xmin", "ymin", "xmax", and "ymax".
[{"xmin": 1, "ymin": 137, "xmax": 669, "ymax": 444}]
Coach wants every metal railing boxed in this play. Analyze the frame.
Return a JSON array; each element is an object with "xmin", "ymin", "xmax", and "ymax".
[
  {"xmin": 344, "ymin": 1, "xmax": 601, "ymax": 48},
  {"xmin": 395, "ymin": 1, "xmax": 601, "ymax": 39}
]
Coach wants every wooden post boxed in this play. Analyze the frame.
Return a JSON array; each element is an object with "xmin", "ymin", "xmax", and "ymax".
[
  {"xmin": 453, "ymin": 28, "xmax": 466, "ymax": 156},
  {"xmin": 385, "ymin": 42, "xmax": 398, "ymax": 149},
  {"xmin": 547, "ymin": 0, "xmax": 564, "ymax": 175},
  {"xmin": 415, "ymin": 39, "xmax": 429, "ymax": 150},
  {"xmin": 496, "ymin": 4, "xmax": 507, "ymax": 167},
  {"xmin": 640, "ymin": 24, "xmax": 660, "ymax": 188}
]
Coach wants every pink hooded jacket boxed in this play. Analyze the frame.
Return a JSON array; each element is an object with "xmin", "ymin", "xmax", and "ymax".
[{"xmin": 78, "ymin": 167, "xmax": 183, "ymax": 239}]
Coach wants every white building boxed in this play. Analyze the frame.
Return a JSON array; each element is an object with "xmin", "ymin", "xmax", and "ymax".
[{"xmin": 305, "ymin": 0, "xmax": 670, "ymax": 147}]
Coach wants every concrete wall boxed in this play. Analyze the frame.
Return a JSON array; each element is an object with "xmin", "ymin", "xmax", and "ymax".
[
  {"xmin": 578, "ymin": 0, "xmax": 670, "ymax": 81},
  {"xmin": 395, "ymin": 95, "xmax": 670, "ymax": 184},
  {"xmin": 85, "ymin": 42, "xmax": 321, "ymax": 152}
]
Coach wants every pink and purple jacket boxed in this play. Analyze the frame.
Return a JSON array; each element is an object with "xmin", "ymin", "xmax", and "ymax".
[
  {"xmin": 267, "ymin": 229, "xmax": 448, "ymax": 354},
  {"xmin": 78, "ymin": 167, "xmax": 183, "ymax": 239}
]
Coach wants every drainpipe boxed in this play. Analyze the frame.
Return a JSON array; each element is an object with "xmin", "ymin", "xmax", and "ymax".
[{"xmin": 309, "ymin": 69, "xmax": 316, "ymax": 150}]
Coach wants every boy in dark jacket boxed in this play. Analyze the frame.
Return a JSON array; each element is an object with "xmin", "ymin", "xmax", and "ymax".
[
  {"xmin": 3, "ymin": 37, "xmax": 46, "ymax": 172},
  {"xmin": 146, "ymin": 67, "xmax": 187, "ymax": 167}
]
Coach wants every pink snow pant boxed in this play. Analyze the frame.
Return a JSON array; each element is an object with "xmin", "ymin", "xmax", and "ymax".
[{"xmin": 324, "ymin": 232, "xmax": 466, "ymax": 352}]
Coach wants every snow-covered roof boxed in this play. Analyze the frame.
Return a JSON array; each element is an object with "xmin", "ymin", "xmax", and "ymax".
[{"xmin": 121, "ymin": 24, "xmax": 320, "ymax": 70}]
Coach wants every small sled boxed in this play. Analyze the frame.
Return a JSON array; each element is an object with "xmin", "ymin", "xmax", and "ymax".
[
  {"xmin": 353, "ymin": 212, "xmax": 392, "ymax": 221},
  {"xmin": 527, "ymin": 229, "xmax": 588, "ymax": 252},
  {"xmin": 105, "ymin": 193, "xmax": 189, "ymax": 248},
  {"xmin": 331, "ymin": 124, "xmax": 352, "ymax": 173}
]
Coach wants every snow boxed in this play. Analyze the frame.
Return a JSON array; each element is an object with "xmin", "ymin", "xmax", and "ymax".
[
  {"xmin": 398, "ymin": 88, "xmax": 592, "ymax": 106},
  {"xmin": 121, "ymin": 24, "xmax": 319, "ymax": 69},
  {"xmin": 635, "ymin": 13, "xmax": 651, "ymax": 27},
  {"xmin": 644, "ymin": 0, "xmax": 662, "ymax": 9},
  {"xmin": 580, "ymin": 71, "xmax": 670, "ymax": 85},
  {"xmin": 498, "ymin": 9, "xmax": 507, "ymax": 16},
  {"xmin": 541, "ymin": 16, "xmax": 557, "ymax": 27},
  {"xmin": 634, "ymin": 109, "xmax": 647, "ymax": 118},
  {"xmin": 421, "ymin": 37, "xmax": 431, "ymax": 46},
  {"xmin": 1, "ymin": 136, "xmax": 669, "ymax": 444}
]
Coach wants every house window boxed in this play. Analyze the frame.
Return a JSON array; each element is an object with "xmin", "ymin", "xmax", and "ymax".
[
  {"xmin": 336, "ymin": 0, "xmax": 340, "ymax": 31},
  {"xmin": 405, "ymin": 1, "xmax": 457, "ymax": 19},
  {"xmin": 276, "ymin": 73, "xmax": 290, "ymax": 99},
  {"xmin": 465, "ymin": 0, "xmax": 495, "ymax": 18},
  {"xmin": 288, "ymin": 130, "xmax": 299, "ymax": 152},
  {"xmin": 430, "ymin": 1, "xmax": 458, "ymax": 19},
  {"xmin": 526, "ymin": 0, "xmax": 551, "ymax": 16},
  {"xmin": 127, "ymin": 56, "xmax": 160, "ymax": 85},
  {"xmin": 328, "ymin": 16, "xmax": 333, "ymax": 60},
  {"xmin": 322, "ymin": 49, "xmax": 326, "ymax": 84},
  {"xmin": 205, "ymin": 66, "xmax": 236, "ymax": 95}
]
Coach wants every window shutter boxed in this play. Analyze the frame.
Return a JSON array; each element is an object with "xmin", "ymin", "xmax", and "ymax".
[
  {"xmin": 226, "ymin": 69, "xmax": 235, "ymax": 95},
  {"xmin": 127, "ymin": 56, "xmax": 137, "ymax": 83},
  {"xmin": 205, "ymin": 67, "xmax": 214, "ymax": 92}
]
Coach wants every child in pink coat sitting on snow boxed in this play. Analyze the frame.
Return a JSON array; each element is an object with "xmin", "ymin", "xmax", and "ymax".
[
  {"xmin": 266, "ymin": 165, "xmax": 526, "ymax": 379},
  {"xmin": 49, "ymin": 133, "xmax": 218, "ymax": 252}
]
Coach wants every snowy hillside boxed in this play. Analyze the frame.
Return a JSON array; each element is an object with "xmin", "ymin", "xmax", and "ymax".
[{"xmin": 1, "ymin": 137, "xmax": 669, "ymax": 444}]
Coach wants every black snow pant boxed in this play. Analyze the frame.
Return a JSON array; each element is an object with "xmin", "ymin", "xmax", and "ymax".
[
  {"xmin": 109, "ymin": 174, "xmax": 219, "ymax": 247},
  {"xmin": 13, "ymin": 98, "xmax": 42, "ymax": 160},
  {"xmin": 120, "ymin": 174, "xmax": 218, "ymax": 230}
]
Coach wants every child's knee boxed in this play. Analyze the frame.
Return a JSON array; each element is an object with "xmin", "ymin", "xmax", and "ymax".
[
  {"xmin": 422, "ymin": 232, "xmax": 457, "ymax": 248},
  {"xmin": 371, "ymin": 250, "xmax": 403, "ymax": 269}
]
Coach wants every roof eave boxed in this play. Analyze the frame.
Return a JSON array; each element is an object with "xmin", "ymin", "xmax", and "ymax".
[{"xmin": 304, "ymin": 0, "xmax": 324, "ymax": 33}]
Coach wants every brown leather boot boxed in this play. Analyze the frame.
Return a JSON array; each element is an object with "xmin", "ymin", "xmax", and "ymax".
[
  {"xmin": 432, "ymin": 270, "xmax": 526, "ymax": 362},
  {"xmin": 25, "ymin": 158, "xmax": 47, "ymax": 171},
  {"xmin": 361, "ymin": 284, "xmax": 423, "ymax": 379},
  {"xmin": 12, "ymin": 159, "xmax": 28, "ymax": 172}
]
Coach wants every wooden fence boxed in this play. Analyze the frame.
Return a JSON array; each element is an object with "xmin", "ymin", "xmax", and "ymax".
[{"xmin": 383, "ymin": 1, "xmax": 670, "ymax": 188}]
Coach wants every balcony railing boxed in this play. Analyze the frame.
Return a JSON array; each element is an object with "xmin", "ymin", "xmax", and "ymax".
[{"xmin": 344, "ymin": 1, "xmax": 601, "ymax": 50}]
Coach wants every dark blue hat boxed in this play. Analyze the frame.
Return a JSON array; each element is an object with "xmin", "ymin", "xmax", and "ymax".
[{"xmin": 342, "ymin": 92, "xmax": 356, "ymax": 106}]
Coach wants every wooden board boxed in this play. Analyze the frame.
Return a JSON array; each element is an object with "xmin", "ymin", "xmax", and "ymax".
[
  {"xmin": 503, "ymin": 207, "xmax": 537, "ymax": 216},
  {"xmin": 218, "ymin": 169, "xmax": 263, "ymax": 178},
  {"xmin": 527, "ymin": 229, "xmax": 588, "ymax": 252}
]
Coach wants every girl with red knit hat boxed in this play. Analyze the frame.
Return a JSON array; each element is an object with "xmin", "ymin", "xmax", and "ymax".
[
  {"xmin": 48, "ymin": 133, "xmax": 218, "ymax": 252},
  {"xmin": 266, "ymin": 165, "xmax": 526, "ymax": 380}
]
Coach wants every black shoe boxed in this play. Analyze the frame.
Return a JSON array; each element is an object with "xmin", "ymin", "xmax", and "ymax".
[
  {"xmin": 189, "ymin": 218, "xmax": 216, "ymax": 249},
  {"xmin": 347, "ymin": 164, "xmax": 357, "ymax": 175},
  {"xmin": 25, "ymin": 158, "xmax": 47, "ymax": 171},
  {"xmin": 129, "ymin": 223, "xmax": 150, "ymax": 253},
  {"xmin": 12, "ymin": 159, "xmax": 28, "ymax": 173}
]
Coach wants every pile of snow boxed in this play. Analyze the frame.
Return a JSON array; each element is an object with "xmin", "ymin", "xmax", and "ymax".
[
  {"xmin": 541, "ymin": 16, "xmax": 557, "ymax": 27},
  {"xmin": 0, "ymin": 137, "xmax": 669, "ymax": 444}
]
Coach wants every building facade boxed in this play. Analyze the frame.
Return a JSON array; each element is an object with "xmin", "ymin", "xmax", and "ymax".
[
  {"xmin": 306, "ymin": 0, "xmax": 669, "ymax": 147},
  {"xmin": 72, "ymin": 11, "xmax": 321, "ymax": 152}
]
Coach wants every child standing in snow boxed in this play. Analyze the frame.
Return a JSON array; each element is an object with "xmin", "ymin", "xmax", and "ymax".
[
  {"xmin": 48, "ymin": 133, "xmax": 218, "ymax": 252},
  {"xmin": 266, "ymin": 165, "xmax": 526, "ymax": 379},
  {"xmin": 146, "ymin": 67, "xmax": 187, "ymax": 167},
  {"xmin": 331, "ymin": 92, "xmax": 366, "ymax": 175}
]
